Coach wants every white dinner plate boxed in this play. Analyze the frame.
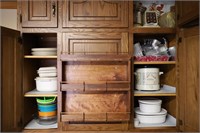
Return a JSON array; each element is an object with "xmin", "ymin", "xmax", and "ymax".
[
  {"xmin": 32, "ymin": 51, "xmax": 57, "ymax": 56},
  {"xmin": 31, "ymin": 48, "xmax": 57, "ymax": 52}
]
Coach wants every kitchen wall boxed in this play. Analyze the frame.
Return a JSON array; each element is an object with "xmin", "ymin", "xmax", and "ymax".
[{"xmin": 0, "ymin": 9, "xmax": 17, "ymax": 30}]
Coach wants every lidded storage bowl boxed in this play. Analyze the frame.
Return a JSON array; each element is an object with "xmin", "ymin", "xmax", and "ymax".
[{"xmin": 139, "ymin": 98, "xmax": 162, "ymax": 113}]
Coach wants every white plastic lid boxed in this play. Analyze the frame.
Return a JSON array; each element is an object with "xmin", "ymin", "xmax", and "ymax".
[
  {"xmin": 37, "ymin": 70, "xmax": 57, "ymax": 73},
  {"xmin": 38, "ymin": 67, "xmax": 57, "ymax": 71},
  {"xmin": 35, "ymin": 77, "xmax": 57, "ymax": 81},
  {"xmin": 138, "ymin": 98, "xmax": 162, "ymax": 105},
  {"xmin": 135, "ymin": 107, "xmax": 167, "ymax": 115}
]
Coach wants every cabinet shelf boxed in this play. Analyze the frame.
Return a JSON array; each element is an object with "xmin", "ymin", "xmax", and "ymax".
[
  {"xmin": 60, "ymin": 54, "xmax": 131, "ymax": 61},
  {"xmin": 134, "ymin": 114, "xmax": 176, "ymax": 128},
  {"xmin": 24, "ymin": 55, "xmax": 57, "ymax": 59},
  {"xmin": 131, "ymin": 27, "xmax": 176, "ymax": 34},
  {"xmin": 24, "ymin": 89, "xmax": 57, "ymax": 97},
  {"xmin": 134, "ymin": 85, "xmax": 176, "ymax": 97},
  {"xmin": 134, "ymin": 61, "xmax": 176, "ymax": 65},
  {"xmin": 24, "ymin": 119, "xmax": 57, "ymax": 129}
]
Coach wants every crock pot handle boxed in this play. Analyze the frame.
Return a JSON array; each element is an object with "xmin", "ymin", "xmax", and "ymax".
[
  {"xmin": 134, "ymin": 72, "xmax": 137, "ymax": 75},
  {"xmin": 159, "ymin": 72, "xmax": 164, "ymax": 75}
]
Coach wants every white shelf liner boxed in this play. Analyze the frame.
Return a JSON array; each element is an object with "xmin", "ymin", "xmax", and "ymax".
[
  {"xmin": 24, "ymin": 89, "xmax": 57, "ymax": 97},
  {"xmin": 134, "ymin": 84, "xmax": 176, "ymax": 94},
  {"xmin": 24, "ymin": 119, "xmax": 57, "ymax": 129}
]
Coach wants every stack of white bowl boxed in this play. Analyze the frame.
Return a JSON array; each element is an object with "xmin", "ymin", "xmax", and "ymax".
[
  {"xmin": 31, "ymin": 48, "xmax": 57, "ymax": 56},
  {"xmin": 35, "ymin": 67, "xmax": 57, "ymax": 92},
  {"xmin": 135, "ymin": 98, "xmax": 167, "ymax": 124}
]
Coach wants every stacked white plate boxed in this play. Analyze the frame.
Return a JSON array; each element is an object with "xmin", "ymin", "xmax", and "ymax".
[
  {"xmin": 31, "ymin": 48, "xmax": 57, "ymax": 56},
  {"xmin": 135, "ymin": 98, "xmax": 167, "ymax": 124},
  {"xmin": 35, "ymin": 67, "xmax": 57, "ymax": 92}
]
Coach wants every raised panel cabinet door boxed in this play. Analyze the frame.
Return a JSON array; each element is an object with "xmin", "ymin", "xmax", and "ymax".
[
  {"xmin": 178, "ymin": 26, "xmax": 199, "ymax": 132},
  {"xmin": 62, "ymin": 0, "xmax": 128, "ymax": 27},
  {"xmin": 0, "ymin": 27, "xmax": 23, "ymax": 132},
  {"xmin": 176, "ymin": 1, "xmax": 199, "ymax": 26},
  {"xmin": 62, "ymin": 32, "xmax": 128, "ymax": 54},
  {"xmin": 21, "ymin": 0, "xmax": 57, "ymax": 27}
]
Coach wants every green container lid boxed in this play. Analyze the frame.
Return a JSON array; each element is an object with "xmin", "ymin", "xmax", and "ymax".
[{"xmin": 36, "ymin": 97, "xmax": 56, "ymax": 104}]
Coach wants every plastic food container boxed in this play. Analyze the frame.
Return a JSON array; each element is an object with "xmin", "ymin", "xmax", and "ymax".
[
  {"xmin": 35, "ymin": 77, "xmax": 57, "ymax": 92},
  {"xmin": 134, "ymin": 55, "xmax": 169, "ymax": 61},
  {"xmin": 37, "ymin": 116, "xmax": 57, "ymax": 125},
  {"xmin": 38, "ymin": 111, "xmax": 57, "ymax": 117},
  {"xmin": 135, "ymin": 107, "xmax": 167, "ymax": 124},
  {"xmin": 38, "ymin": 104, "xmax": 57, "ymax": 112},
  {"xmin": 37, "ymin": 72, "xmax": 57, "ymax": 77},
  {"xmin": 139, "ymin": 98, "xmax": 162, "ymax": 113},
  {"xmin": 36, "ymin": 97, "xmax": 56, "ymax": 105}
]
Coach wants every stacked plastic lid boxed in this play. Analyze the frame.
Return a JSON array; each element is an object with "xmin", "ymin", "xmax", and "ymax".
[
  {"xmin": 31, "ymin": 48, "xmax": 57, "ymax": 56},
  {"xmin": 35, "ymin": 67, "xmax": 57, "ymax": 92},
  {"xmin": 36, "ymin": 97, "xmax": 57, "ymax": 125}
]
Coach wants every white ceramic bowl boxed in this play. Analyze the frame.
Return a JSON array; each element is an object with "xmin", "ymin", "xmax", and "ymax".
[
  {"xmin": 135, "ymin": 107, "xmax": 167, "ymax": 124},
  {"xmin": 35, "ymin": 77, "xmax": 57, "ymax": 92},
  {"xmin": 139, "ymin": 98, "xmax": 162, "ymax": 113}
]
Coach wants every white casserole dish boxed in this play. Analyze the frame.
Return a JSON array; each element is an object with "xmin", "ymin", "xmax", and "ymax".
[
  {"xmin": 135, "ymin": 107, "xmax": 167, "ymax": 124},
  {"xmin": 35, "ymin": 77, "xmax": 57, "ymax": 92},
  {"xmin": 139, "ymin": 98, "xmax": 162, "ymax": 113}
]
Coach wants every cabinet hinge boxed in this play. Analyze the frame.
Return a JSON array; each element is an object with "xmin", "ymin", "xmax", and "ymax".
[
  {"xmin": 178, "ymin": 37, "xmax": 182, "ymax": 43},
  {"xmin": 20, "ymin": 14, "xmax": 22, "ymax": 23},
  {"xmin": 17, "ymin": 117, "xmax": 23, "ymax": 127},
  {"xmin": 177, "ymin": 14, "xmax": 180, "ymax": 20},
  {"xmin": 179, "ymin": 119, "xmax": 183, "ymax": 125},
  {"xmin": 18, "ymin": 37, "xmax": 22, "ymax": 44}
]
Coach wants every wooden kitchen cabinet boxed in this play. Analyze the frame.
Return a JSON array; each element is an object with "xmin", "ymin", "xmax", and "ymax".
[
  {"xmin": 58, "ymin": 54, "xmax": 131, "ymax": 130},
  {"xmin": 20, "ymin": 0, "xmax": 58, "ymax": 27},
  {"xmin": 0, "ymin": 28, "xmax": 58, "ymax": 131},
  {"xmin": 176, "ymin": 1, "xmax": 199, "ymax": 26},
  {"xmin": 1, "ymin": 0, "xmax": 199, "ymax": 132},
  {"xmin": 62, "ymin": 0, "xmax": 128, "ymax": 28},
  {"xmin": 0, "ymin": 27, "xmax": 23, "ymax": 132},
  {"xmin": 131, "ymin": 28, "xmax": 177, "ymax": 131},
  {"xmin": 178, "ymin": 26, "xmax": 199, "ymax": 132}
]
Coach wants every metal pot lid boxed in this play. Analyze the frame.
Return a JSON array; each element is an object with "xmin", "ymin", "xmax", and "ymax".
[
  {"xmin": 135, "ymin": 107, "xmax": 167, "ymax": 115},
  {"xmin": 138, "ymin": 98, "xmax": 162, "ymax": 105}
]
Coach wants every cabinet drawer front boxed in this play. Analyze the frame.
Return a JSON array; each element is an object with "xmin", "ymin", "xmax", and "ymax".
[
  {"xmin": 63, "ymin": 1, "xmax": 128, "ymax": 27},
  {"xmin": 62, "ymin": 32, "xmax": 128, "ymax": 54}
]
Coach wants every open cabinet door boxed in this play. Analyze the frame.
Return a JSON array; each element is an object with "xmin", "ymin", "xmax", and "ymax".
[
  {"xmin": 0, "ymin": 27, "xmax": 23, "ymax": 132},
  {"xmin": 178, "ymin": 26, "xmax": 199, "ymax": 132}
]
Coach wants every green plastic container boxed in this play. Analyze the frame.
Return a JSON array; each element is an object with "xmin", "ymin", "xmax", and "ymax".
[{"xmin": 36, "ymin": 97, "xmax": 56, "ymax": 105}]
